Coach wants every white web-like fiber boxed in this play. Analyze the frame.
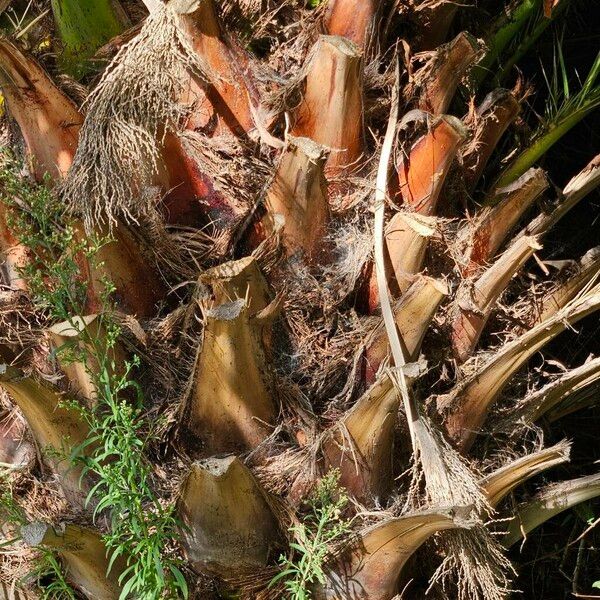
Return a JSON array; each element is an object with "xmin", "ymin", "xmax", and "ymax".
[
  {"xmin": 429, "ymin": 527, "xmax": 514, "ymax": 600},
  {"xmin": 62, "ymin": 2, "xmax": 210, "ymax": 231}
]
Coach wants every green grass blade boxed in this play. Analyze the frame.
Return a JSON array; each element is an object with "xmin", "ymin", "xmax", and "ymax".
[{"xmin": 495, "ymin": 51, "xmax": 600, "ymax": 188}]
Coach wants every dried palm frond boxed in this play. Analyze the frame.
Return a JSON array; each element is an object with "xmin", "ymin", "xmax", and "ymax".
[
  {"xmin": 505, "ymin": 357, "xmax": 600, "ymax": 425},
  {"xmin": 320, "ymin": 508, "xmax": 473, "ymax": 600}
]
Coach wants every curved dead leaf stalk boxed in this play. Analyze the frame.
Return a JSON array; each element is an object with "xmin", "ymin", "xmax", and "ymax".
[
  {"xmin": 504, "ymin": 472, "xmax": 600, "ymax": 548},
  {"xmin": 451, "ymin": 235, "xmax": 542, "ymax": 362},
  {"xmin": 317, "ymin": 508, "xmax": 472, "ymax": 600},
  {"xmin": 442, "ymin": 285, "xmax": 600, "ymax": 452},
  {"xmin": 505, "ymin": 357, "xmax": 600, "ymax": 425},
  {"xmin": 374, "ymin": 65, "xmax": 504, "ymax": 600}
]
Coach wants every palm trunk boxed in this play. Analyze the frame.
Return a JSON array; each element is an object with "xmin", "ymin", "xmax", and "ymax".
[{"xmin": 1, "ymin": 1, "xmax": 599, "ymax": 598}]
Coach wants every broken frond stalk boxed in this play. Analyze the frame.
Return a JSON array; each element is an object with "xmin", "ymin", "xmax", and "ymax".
[
  {"xmin": 176, "ymin": 0, "xmax": 258, "ymax": 135},
  {"xmin": 363, "ymin": 276, "xmax": 448, "ymax": 384},
  {"xmin": 509, "ymin": 357, "xmax": 600, "ymax": 424},
  {"xmin": 177, "ymin": 456, "xmax": 280, "ymax": 578},
  {"xmin": 418, "ymin": 32, "xmax": 481, "ymax": 115},
  {"xmin": 412, "ymin": 1, "xmax": 461, "ymax": 50},
  {"xmin": 21, "ymin": 523, "xmax": 123, "ymax": 599},
  {"xmin": 504, "ymin": 472, "xmax": 600, "ymax": 548},
  {"xmin": 546, "ymin": 380, "xmax": 600, "ymax": 421},
  {"xmin": 0, "ymin": 364, "xmax": 90, "ymax": 498},
  {"xmin": 382, "ymin": 115, "xmax": 466, "ymax": 296},
  {"xmin": 74, "ymin": 221, "xmax": 168, "ymax": 318},
  {"xmin": 397, "ymin": 115, "xmax": 467, "ymax": 213},
  {"xmin": 529, "ymin": 247, "xmax": 600, "ymax": 325},
  {"xmin": 451, "ymin": 235, "xmax": 542, "ymax": 362},
  {"xmin": 461, "ymin": 89, "xmax": 521, "ymax": 191},
  {"xmin": 292, "ymin": 35, "xmax": 364, "ymax": 183},
  {"xmin": 460, "ymin": 167, "xmax": 548, "ymax": 273},
  {"xmin": 519, "ymin": 154, "xmax": 600, "ymax": 239},
  {"xmin": 318, "ymin": 509, "xmax": 468, "ymax": 600},
  {"xmin": 47, "ymin": 315, "xmax": 128, "ymax": 404},
  {"xmin": 259, "ymin": 136, "xmax": 329, "ymax": 257},
  {"xmin": 321, "ymin": 376, "xmax": 398, "ymax": 504},
  {"xmin": 186, "ymin": 257, "xmax": 278, "ymax": 454},
  {"xmin": 0, "ymin": 39, "xmax": 82, "ymax": 182},
  {"xmin": 441, "ymin": 285, "xmax": 600, "ymax": 452},
  {"xmin": 324, "ymin": 0, "xmax": 379, "ymax": 51}
]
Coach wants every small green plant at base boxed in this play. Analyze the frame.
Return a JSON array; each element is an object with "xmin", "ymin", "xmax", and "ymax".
[
  {"xmin": 33, "ymin": 550, "xmax": 77, "ymax": 600},
  {"xmin": 0, "ymin": 474, "xmax": 75, "ymax": 598},
  {"xmin": 270, "ymin": 470, "xmax": 352, "ymax": 600},
  {"xmin": 0, "ymin": 162, "xmax": 187, "ymax": 599}
]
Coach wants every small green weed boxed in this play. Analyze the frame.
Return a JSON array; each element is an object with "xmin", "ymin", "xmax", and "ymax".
[
  {"xmin": 270, "ymin": 470, "xmax": 352, "ymax": 600},
  {"xmin": 0, "ymin": 473, "xmax": 74, "ymax": 598},
  {"xmin": 0, "ymin": 162, "xmax": 187, "ymax": 599},
  {"xmin": 32, "ymin": 550, "xmax": 77, "ymax": 600}
]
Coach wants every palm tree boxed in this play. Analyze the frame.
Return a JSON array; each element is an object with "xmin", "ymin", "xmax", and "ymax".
[{"xmin": 0, "ymin": 0, "xmax": 599, "ymax": 598}]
